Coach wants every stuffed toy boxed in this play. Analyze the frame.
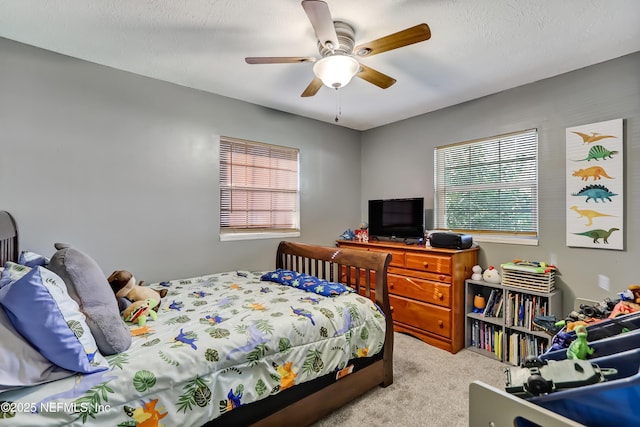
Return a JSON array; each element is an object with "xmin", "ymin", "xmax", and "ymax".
[
  {"xmin": 123, "ymin": 298, "xmax": 159, "ymax": 326},
  {"xmin": 108, "ymin": 270, "xmax": 167, "ymax": 313},
  {"xmin": 482, "ymin": 266, "xmax": 501, "ymax": 284},
  {"xmin": 471, "ymin": 265, "xmax": 483, "ymax": 281}
]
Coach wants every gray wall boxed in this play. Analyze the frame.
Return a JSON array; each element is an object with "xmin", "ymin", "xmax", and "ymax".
[
  {"xmin": 2, "ymin": 35, "xmax": 638, "ymax": 313},
  {"xmin": 0, "ymin": 37, "xmax": 362, "ymax": 282},
  {"xmin": 362, "ymin": 52, "xmax": 640, "ymax": 312}
]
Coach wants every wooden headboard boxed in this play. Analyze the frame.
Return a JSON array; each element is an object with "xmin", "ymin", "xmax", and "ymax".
[{"xmin": 0, "ymin": 211, "xmax": 19, "ymax": 265}]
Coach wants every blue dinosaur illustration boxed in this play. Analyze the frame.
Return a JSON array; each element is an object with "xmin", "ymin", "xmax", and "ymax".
[
  {"xmin": 291, "ymin": 306, "xmax": 316, "ymax": 325},
  {"xmin": 228, "ymin": 387, "xmax": 243, "ymax": 408},
  {"xmin": 174, "ymin": 328, "xmax": 198, "ymax": 350},
  {"xmin": 299, "ymin": 296, "xmax": 320, "ymax": 304},
  {"xmin": 226, "ymin": 324, "xmax": 270, "ymax": 360},
  {"xmin": 203, "ymin": 314, "xmax": 225, "ymax": 324},
  {"xmin": 334, "ymin": 306, "xmax": 353, "ymax": 336},
  {"xmin": 191, "ymin": 291, "xmax": 209, "ymax": 298},
  {"xmin": 169, "ymin": 300, "xmax": 184, "ymax": 311},
  {"xmin": 36, "ymin": 371, "xmax": 118, "ymax": 411},
  {"xmin": 572, "ymin": 184, "xmax": 617, "ymax": 203},
  {"xmin": 260, "ymin": 287, "xmax": 273, "ymax": 293},
  {"xmin": 86, "ymin": 349, "xmax": 99, "ymax": 364},
  {"xmin": 214, "ymin": 296, "xmax": 234, "ymax": 307}
]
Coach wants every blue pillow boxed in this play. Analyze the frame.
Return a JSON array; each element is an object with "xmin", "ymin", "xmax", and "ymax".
[
  {"xmin": 260, "ymin": 269, "xmax": 300, "ymax": 284},
  {"xmin": 18, "ymin": 250, "xmax": 49, "ymax": 267},
  {"xmin": 0, "ymin": 266, "xmax": 108, "ymax": 374},
  {"xmin": 261, "ymin": 270, "xmax": 354, "ymax": 297}
]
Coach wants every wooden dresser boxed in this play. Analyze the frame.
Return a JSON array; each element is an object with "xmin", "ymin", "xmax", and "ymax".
[{"xmin": 336, "ymin": 240, "xmax": 478, "ymax": 353}]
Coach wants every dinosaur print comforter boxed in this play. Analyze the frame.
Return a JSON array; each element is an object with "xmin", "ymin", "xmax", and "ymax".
[{"xmin": 0, "ymin": 270, "xmax": 386, "ymax": 426}]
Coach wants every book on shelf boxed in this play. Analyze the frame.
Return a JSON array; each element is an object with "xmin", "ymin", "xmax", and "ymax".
[{"xmin": 482, "ymin": 289, "xmax": 503, "ymax": 318}]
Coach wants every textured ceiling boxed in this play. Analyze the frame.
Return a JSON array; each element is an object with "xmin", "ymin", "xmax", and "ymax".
[{"xmin": 1, "ymin": 0, "xmax": 639, "ymax": 130}]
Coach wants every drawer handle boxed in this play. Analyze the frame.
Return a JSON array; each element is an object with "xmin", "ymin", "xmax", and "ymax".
[
  {"xmin": 422, "ymin": 262, "xmax": 429, "ymax": 268},
  {"xmin": 434, "ymin": 291, "xmax": 443, "ymax": 300},
  {"xmin": 437, "ymin": 320, "xmax": 444, "ymax": 327}
]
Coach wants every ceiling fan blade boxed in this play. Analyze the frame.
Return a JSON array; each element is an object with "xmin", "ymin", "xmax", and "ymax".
[
  {"xmin": 356, "ymin": 64, "xmax": 397, "ymax": 89},
  {"xmin": 245, "ymin": 56, "xmax": 316, "ymax": 64},
  {"xmin": 301, "ymin": 77, "xmax": 323, "ymax": 97},
  {"xmin": 354, "ymin": 23, "xmax": 431, "ymax": 57},
  {"xmin": 301, "ymin": 0, "xmax": 339, "ymax": 50}
]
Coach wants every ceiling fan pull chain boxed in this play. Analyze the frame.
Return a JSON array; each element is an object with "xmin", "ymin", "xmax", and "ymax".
[{"xmin": 334, "ymin": 88, "xmax": 341, "ymax": 123}]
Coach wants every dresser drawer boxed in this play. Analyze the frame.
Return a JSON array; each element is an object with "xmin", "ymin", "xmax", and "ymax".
[
  {"xmin": 369, "ymin": 248, "xmax": 405, "ymax": 267},
  {"xmin": 405, "ymin": 253, "xmax": 452, "ymax": 275},
  {"xmin": 388, "ymin": 273, "xmax": 450, "ymax": 308},
  {"xmin": 390, "ymin": 295, "xmax": 451, "ymax": 338}
]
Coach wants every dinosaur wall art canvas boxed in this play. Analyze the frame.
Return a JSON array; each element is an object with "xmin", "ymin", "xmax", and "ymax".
[{"xmin": 566, "ymin": 118, "xmax": 624, "ymax": 250}]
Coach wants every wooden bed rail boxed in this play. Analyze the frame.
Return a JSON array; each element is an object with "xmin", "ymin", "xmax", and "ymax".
[{"xmin": 0, "ymin": 210, "xmax": 19, "ymax": 265}]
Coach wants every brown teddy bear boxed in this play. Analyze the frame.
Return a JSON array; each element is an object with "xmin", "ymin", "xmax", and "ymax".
[{"xmin": 108, "ymin": 270, "xmax": 167, "ymax": 313}]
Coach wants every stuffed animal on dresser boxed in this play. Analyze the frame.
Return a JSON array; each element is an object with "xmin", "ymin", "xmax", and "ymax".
[{"xmin": 108, "ymin": 270, "xmax": 168, "ymax": 313}]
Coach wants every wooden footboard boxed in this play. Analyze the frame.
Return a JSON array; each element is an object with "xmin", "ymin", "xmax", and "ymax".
[{"xmin": 252, "ymin": 241, "xmax": 394, "ymax": 427}]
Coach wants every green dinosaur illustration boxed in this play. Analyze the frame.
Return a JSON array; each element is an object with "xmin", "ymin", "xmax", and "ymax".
[
  {"xmin": 573, "ymin": 227, "xmax": 619, "ymax": 243},
  {"xmin": 573, "ymin": 145, "xmax": 618, "ymax": 162}
]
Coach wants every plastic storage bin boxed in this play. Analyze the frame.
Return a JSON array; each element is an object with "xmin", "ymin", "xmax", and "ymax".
[{"xmin": 529, "ymin": 348, "xmax": 640, "ymax": 427}]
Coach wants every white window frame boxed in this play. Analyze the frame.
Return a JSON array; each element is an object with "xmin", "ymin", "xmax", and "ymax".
[
  {"xmin": 434, "ymin": 129, "xmax": 539, "ymax": 245},
  {"xmin": 219, "ymin": 136, "xmax": 300, "ymax": 242}
]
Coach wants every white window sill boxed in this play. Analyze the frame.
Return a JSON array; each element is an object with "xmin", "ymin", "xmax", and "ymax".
[
  {"xmin": 219, "ymin": 230, "xmax": 301, "ymax": 242},
  {"xmin": 471, "ymin": 234, "xmax": 539, "ymax": 246}
]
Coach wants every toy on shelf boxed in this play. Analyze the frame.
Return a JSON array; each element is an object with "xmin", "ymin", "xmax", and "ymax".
[
  {"xmin": 471, "ymin": 265, "xmax": 483, "ymax": 281},
  {"xmin": 339, "ymin": 229, "xmax": 356, "ymax": 240},
  {"xmin": 566, "ymin": 325, "xmax": 594, "ymax": 360},
  {"xmin": 473, "ymin": 294, "xmax": 486, "ymax": 313},
  {"xmin": 482, "ymin": 266, "xmax": 501, "ymax": 284},
  {"xmin": 503, "ymin": 259, "xmax": 556, "ymax": 274}
]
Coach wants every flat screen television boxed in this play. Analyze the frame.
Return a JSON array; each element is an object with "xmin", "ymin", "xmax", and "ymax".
[{"xmin": 368, "ymin": 197, "xmax": 424, "ymax": 240}]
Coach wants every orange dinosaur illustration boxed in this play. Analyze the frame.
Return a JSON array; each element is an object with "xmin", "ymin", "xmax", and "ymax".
[
  {"xmin": 276, "ymin": 361, "xmax": 298, "ymax": 390},
  {"xmin": 131, "ymin": 325, "xmax": 154, "ymax": 336},
  {"xmin": 245, "ymin": 302, "xmax": 267, "ymax": 311},
  {"xmin": 572, "ymin": 166, "xmax": 614, "ymax": 181},
  {"xmin": 570, "ymin": 206, "xmax": 614, "ymax": 227},
  {"xmin": 124, "ymin": 399, "xmax": 168, "ymax": 427},
  {"xmin": 357, "ymin": 347, "xmax": 369, "ymax": 357},
  {"xmin": 572, "ymin": 131, "xmax": 616, "ymax": 144}
]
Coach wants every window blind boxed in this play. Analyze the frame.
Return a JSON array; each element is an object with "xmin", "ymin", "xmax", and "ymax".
[
  {"xmin": 220, "ymin": 137, "xmax": 299, "ymax": 233},
  {"xmin": 434, "ymin": 129, "xmax": 538, "ymax": 236}
]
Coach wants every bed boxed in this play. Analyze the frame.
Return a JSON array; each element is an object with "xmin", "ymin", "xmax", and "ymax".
[{"xmin": 0, "ymin": 210, "xmax": 393, "ymax": 426}]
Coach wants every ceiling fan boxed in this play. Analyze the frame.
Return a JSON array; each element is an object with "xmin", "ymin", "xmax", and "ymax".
[{"xmin": 245, "ymin": 0, "xmax": 431, "ymax": 97}]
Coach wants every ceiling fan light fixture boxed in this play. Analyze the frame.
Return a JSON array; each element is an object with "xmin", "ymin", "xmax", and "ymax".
[{"xmin": 312, "ymin": 55, "xmax": 360, "ymax": 89}]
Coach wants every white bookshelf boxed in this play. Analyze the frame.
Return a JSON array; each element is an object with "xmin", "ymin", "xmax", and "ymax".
[{"xmin": 464, "ymin": 279, "xmax": 562, "ymax": 365}]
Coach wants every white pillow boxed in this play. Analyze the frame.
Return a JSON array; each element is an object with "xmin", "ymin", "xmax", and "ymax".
[{"xmin": 0, "ymin": 308, "xmax": 75, "ymax": 393}]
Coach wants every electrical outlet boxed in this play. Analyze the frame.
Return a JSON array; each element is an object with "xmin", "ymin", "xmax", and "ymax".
[{"xmin": 598, "ymin": 274, "xmax": 610, "ymax": 292}]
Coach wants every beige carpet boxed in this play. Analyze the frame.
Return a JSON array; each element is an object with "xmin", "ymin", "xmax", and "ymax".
[{"xmin": 312, "ymin": 332, "xmax": 506, "ymax": 427}]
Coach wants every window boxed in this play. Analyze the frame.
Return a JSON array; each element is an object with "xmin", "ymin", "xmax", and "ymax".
[
  {"xmin": 219, "ymin": 136, "xmax": 300, "ymax": 241},
  {"xmin": 434, "ymin": 129, "xmax": 538, "ymax": 244}
]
